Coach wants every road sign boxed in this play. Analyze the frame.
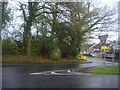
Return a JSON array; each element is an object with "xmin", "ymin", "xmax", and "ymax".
[
  {"xmin": 98, "ymin": 35, "xmax": 108, "ymax": 44},
  {"xmin": 101, "ymin": 46, "xmax": 107, "ymax": 49}
]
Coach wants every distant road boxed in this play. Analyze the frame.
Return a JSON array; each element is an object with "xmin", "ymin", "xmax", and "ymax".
[{"xmin": 79, "ymin": 57, "xmax": 118, "ymax": 68}]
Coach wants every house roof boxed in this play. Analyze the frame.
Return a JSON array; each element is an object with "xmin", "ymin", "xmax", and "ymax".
[{"xmin": 90, "ymin": 43, "xmax": 112, "ymax": 49}]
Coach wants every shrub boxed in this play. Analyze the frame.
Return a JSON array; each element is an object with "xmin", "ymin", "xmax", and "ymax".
[
  {"xmin": 50, "ymin": 48, "xmax": 61, "ymax": 61},
  {"xmin": 2, "ymin": 38, "xmax": 18, "ymax": 54}
]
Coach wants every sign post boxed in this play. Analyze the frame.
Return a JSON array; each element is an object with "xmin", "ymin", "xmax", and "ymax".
[
  {"xmin": 98, "ymin": 35, "xmax": 108, "ymax": 67},
  {"xmin": 112, "ymin": 41, "xmax": 116, "ymax": 69}
]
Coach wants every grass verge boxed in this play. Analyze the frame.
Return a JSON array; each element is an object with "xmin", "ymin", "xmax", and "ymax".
[
  {"xmin": 2, "ymin": 54, "xmax": 82, "ymax": 63},
  {"xmin": 87, "ymin": 65, "xmax": 120, "ymax": 74}
]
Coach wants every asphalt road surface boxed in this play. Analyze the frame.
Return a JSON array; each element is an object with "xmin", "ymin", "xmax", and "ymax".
[{"xmin": 2, "ymin": 57, "xmax": 119, "ymax": 88}]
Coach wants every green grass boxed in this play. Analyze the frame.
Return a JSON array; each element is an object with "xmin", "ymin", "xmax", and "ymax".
[
  {"xmin": 88, "ymin": 65, "xmax": 120, "ymax": 74},
  {"xmin": 2, "ymin": 54, "xmax": 82, "ymax": 63}
]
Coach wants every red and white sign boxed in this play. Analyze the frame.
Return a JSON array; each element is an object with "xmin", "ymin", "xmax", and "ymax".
[{"xmin": 98, "ymin": 35, "xmax": 108, "ymax": 45}]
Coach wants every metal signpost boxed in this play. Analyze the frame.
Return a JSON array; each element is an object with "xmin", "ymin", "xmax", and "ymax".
[
  {"xmin": 98, "ymin": 35, "xmax": 108, "ymax": 67},
  {"xmin": 112, "ymin": 41, "xmax": 116, "ymax": 69},
  {"xmin": 112, "ymin": 48, "xmax": 115, "ymax": 70}
]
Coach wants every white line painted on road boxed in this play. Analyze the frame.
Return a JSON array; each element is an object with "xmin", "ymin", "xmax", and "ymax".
[
  {"xmin": 30, "ymin": 72, "xmax": 43, "ymax": 75},
  {"xmin": 30, "ymin": 70, "xmax": 91, "ymax": 76},
  {"xmin": 85, "ymin": 74, "xmax": 90, "ymax": 75},
  {"xmin": 30, "ymin": 72, "xmax": 64, "ymax": 75},
  {"xmin": 30, "ymin": 72, "xmax": 84, "ymax": 75},
  {"xmin": 67, "ymin": 70, "xmax": 71, "ymax": 72}
]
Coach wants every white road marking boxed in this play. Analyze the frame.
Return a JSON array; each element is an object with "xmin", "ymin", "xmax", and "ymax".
[
  {"xmin": 67, "ymin": 70, "xmax": 71, "ymax": 72},
  {"xmin": 30, "ymin": 72, "xmax": 43, "ymax": 75},
  {"xmin": 85, "ymin": 74, "xmax": 90, "ymax": 75},
  {"xmin": 30, "ymin": 70, "xmax": 91, "ymax": 76}
]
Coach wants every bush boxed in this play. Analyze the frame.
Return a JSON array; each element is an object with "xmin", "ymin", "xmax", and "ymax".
[
  {"xmin": 50, "ymin": 48, "xmax": 61, "ymax": 61},
  {"xmin": 2, "ymin": 38, "xmax": 18, "ymax": 54},
  {"xmin": 62, "ymin": 45, "xmax": 78, "ymax": 59}
]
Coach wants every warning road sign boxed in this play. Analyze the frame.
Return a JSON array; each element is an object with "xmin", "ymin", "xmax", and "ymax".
[{"xmin": 98, "ymin": 35, "xmax": 108, "ymax": 44}]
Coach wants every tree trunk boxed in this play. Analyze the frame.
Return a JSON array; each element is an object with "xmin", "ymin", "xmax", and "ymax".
[
  {"xmin": 24, "ymin": 21, "xmax": 32, "ymax": 56},
  {"xmin": 26, "ymin": 32, "xmax": 31, "ymax": 56}
]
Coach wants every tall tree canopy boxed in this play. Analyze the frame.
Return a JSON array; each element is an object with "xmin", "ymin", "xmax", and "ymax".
[{"xmin": 1, "ymin": 1, "xmax": 116, "ymax": 59}]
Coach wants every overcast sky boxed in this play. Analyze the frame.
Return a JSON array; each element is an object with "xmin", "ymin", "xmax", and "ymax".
[
  {"xmin": 100, "ymin": 0, "xmax": 119, "ymax": 7},
  {"xmin": 90, "ymin": 0, "xmax": 120, "ymax": 44},
  {"xmin": 5, "ymin": 0, "xmax": 120, "ymax": 5}
]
